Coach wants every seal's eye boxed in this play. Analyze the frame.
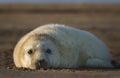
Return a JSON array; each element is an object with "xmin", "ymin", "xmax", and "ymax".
[
  {"xmin": 46, "ymin": 48, "xmax": 52, "ymax": 54},
  {"xmin": 28, "ymin": 49, "xmax": 33, "ymax": 54}
]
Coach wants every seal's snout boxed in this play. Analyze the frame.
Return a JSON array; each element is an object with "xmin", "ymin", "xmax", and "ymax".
[{"xmin": 36, "ymin": 59, "xmax": 47, "ymax": 69}]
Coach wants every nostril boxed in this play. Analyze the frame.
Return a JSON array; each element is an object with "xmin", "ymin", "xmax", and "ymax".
[
  {"xmin": 37, "ymin": 59, "xmax": 46, "ymax": 67},
  {"xmin": 39, "ymin": 59, "xmax": 45, "ymax": 64},
  {"xmin": 36, "ymin": 59, "xmax": 47, "ymax": 69}
]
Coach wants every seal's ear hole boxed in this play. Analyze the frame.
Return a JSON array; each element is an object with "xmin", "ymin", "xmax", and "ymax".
[
  {"xmin": 28, "ymin": 49, "xmax": 33, "ymax": 54},
  {"xmin": 46, "ymin": 48, "xmax": 52, "ymax": 54}
]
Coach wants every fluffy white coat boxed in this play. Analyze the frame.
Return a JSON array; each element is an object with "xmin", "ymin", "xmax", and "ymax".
[{"xmin": 13, "ymin": 24, "xmax": 113, "ymax": 69}]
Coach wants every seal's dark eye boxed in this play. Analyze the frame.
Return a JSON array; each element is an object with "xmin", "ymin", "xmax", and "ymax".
[
  {"xmin": 28, "ymin": 49, "xmax": 33, "ymax": 54},
  {"xmin": 46, "ymin": 48, "xmax": 52, "ymax": 54}
]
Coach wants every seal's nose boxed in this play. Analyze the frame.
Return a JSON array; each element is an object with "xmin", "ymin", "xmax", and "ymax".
[
  {"xmin": 39, "ymin": 59, "xmax": 45, "ymax": 66},
  {"xmin": 36, "ymin": 59, "xmax": 46, "ymax": 69}
]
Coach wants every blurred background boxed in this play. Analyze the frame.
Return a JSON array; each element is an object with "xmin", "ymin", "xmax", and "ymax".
[
  {"xmin": 0, "ymin": 0, "xmax": 120, "ymax": 69},
  {"xmin": 0, "ymin": 0, "xmax": 120, "ymax": 4}
]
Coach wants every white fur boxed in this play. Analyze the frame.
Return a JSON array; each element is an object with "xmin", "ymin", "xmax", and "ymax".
[{"xmin": 13, "ymin": 24, "xmax": 113, "ymax": 69}]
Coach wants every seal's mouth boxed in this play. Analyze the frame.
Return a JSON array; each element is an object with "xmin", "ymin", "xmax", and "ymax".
[{"xmin": 35, "ymin": 59, "xmax": 48, "ymax": 69}]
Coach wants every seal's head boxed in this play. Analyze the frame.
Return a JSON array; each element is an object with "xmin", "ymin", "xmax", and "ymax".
[{"xmin": 13, "ymin": 34, "xmax": 60, "ymax": 69}]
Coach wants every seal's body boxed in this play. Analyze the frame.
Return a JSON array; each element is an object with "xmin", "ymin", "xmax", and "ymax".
[{"xmin": 13, "ymin": 24, "xmax": 113, "ymax": 69}]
